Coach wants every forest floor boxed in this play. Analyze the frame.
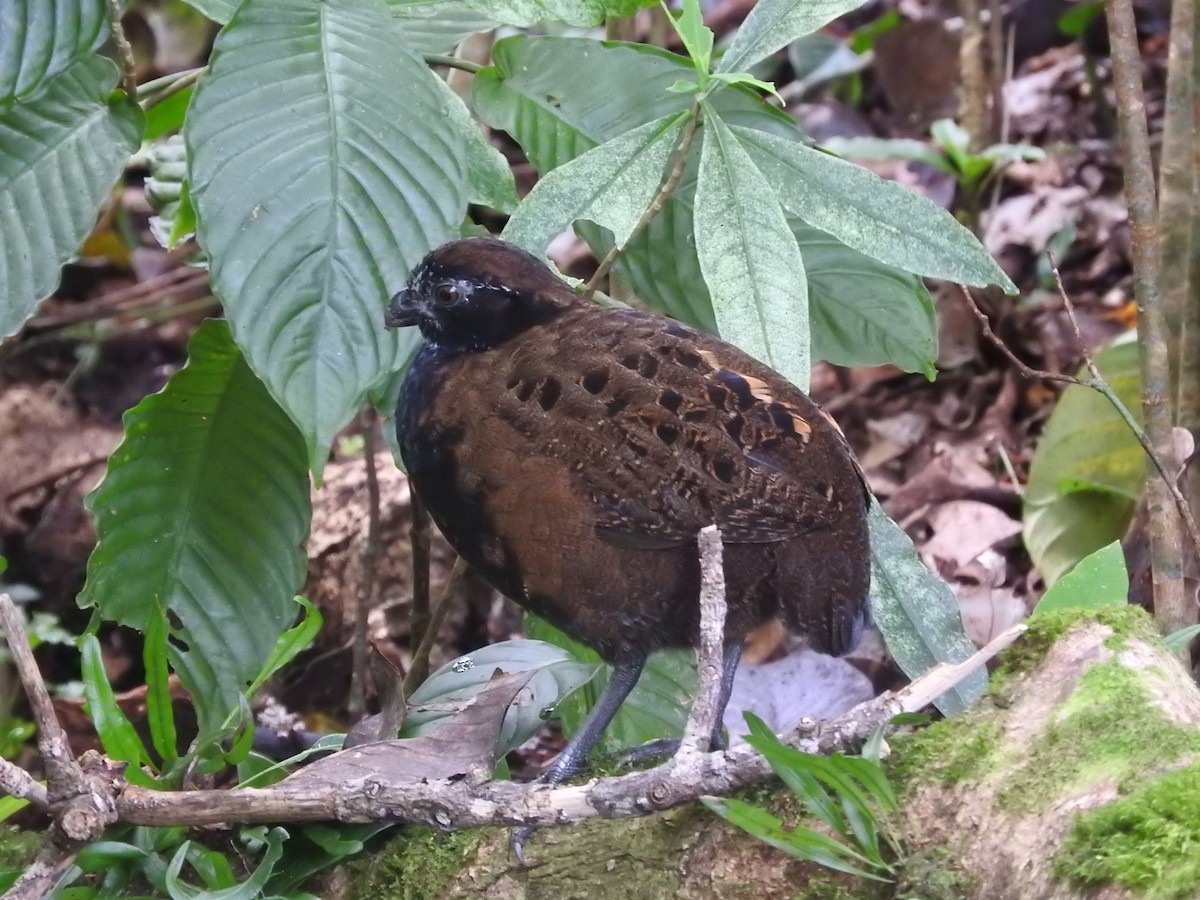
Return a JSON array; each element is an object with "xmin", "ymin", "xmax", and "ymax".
[{"xmin": 0, "ymin": 0, "xmax": 1171, "ymax": 780}]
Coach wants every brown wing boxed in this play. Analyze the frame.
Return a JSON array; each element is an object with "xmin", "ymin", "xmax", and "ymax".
[{"xmin": 486, "ymin": 306, "xmax": 868, "ymax": 549}]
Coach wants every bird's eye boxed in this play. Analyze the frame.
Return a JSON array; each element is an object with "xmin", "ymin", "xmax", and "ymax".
[{"xmin": 433, "ymin": 283, "xmax": 460, "ymax": 307}]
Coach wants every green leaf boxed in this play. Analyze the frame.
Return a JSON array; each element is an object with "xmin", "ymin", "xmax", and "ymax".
[
  {"xmin": 0, "ymin": 55, "xmax": 143, "ymax": 338},
  {"xmin": 79, "ymin": 320, "xmax": 310, "ymax": 737},
  {"xmin": 165, "ymin": 827, "xmax": 286, "ymax": 900},
  {"xmin": 80, "ymin": 634, "xmax": 148, "ymax": 766},
  {"xmin": 185, "ymin": 0, "xmax": 470, "ymax": 471},
  {"xmin": 709, "ymin": 72, "xmax": 784, "ymax": 104},
  {"xmin": 733, "ymin": 125, "xmax": 1015, "ymax": 290},
  {"xmin": 820, "ymin": 134, "xmax": 953, "ymax": 173},
  {"xmin": 1164, "ymin": 624, "xmax": 1200, "ymax": 653},
  {"xmin": 475, "ymin": 37, "xmax": 935, "ymax": 375},
  {"xmin": 702, "ymin": 796, "xmax": 888, "ymax": 880},
  {"xmin": 664, "ymin": 0, "xmax": 713, "ymax": 76},
  {"xmin": 247, "ymin": 598, "xmax": 323, "ymax": 697},
  {"xmin": 524, "ymin": 615, "xmax": 695, "ymax": 751},
  {"xmin": 0, "ymin": 0, "xmax": 107, "ymax": 105},
  {"xmin": 144, "ymin": 605, "xmax": 179, "ymax": 765},
  {"xmin": 403, "ymin": 639, "xmax": 599, "ymax": 756},
  {"xmin": 503, "ymin": 113, "xmax": 687, "ymax": 253},
  {"xmin": 1023, "ymin": 337, "xmax": 1143, "ymax": 585},
  {"xmin": 1031, "ymin": 541, "xmax": 1128, "ymax": 616},
  {"xmin": 695, "ymin": 108, "xmax": 810, "ymax": 389},
  {"xmin": 143, "ymin": 86, "xmax": 194, "ymax": 141},
  {"xmin": 796, "ymin": 218, "xmax": 937, "ymax": 376},
  {"xmin": 387, "ymin": 0, "xmax": 498, "ymax": 54},
  {"xmin": 464, "ymin": 0, "xmax": 648, "ymax": 27},
  {"xmin": 716, "ymin": 0, "xmax": 866, "ymax": 77},
  {"xmin": 867, "ymin": 500, "xmax": 985, "ymax": 716}
]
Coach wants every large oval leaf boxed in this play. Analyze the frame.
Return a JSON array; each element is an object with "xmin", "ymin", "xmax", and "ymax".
[
  {"xmin": 186, "ymin": 0, "xmax": 470, "ymax": 471},
  {"xmin": 0, "ymin": 0, "xmax": 107, "ymax": 105},
  {"xmin": 1024, "ymin": 337, "xmax": 1143, "ymax": 585},
  {"xmin": 716, "ymin": 0, "xmax": 866, "ymax": 77},
  {"xmin": 79, "ymin": 320, "xmax": 311, "ymax": 737},
  {"xmin": 0, "ymin": 55, "xmax": 142, "ymax": 338}
]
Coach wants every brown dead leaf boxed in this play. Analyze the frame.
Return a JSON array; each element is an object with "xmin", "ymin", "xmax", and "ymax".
[
  {"xmin": 920, "ymin": 500, "xmax": 1023, "ymax": 569},
  {"xmin": 283, "ymin": 670, "xmax": 533, "ymax": 787}
]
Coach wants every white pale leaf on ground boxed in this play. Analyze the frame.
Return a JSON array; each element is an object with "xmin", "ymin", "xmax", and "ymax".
[
  {"xmin": 502, "ymin": 112, "xmax": 687, "ymax": 254},
  {"xmin": 722, "ymin": 647, "xmax": 875, "ymax": 746},
  {"xmin": 921, "ymin": 500, "xmax": 1023, "ymax": 570},
  {"xmin": 695, "ymin": 112, "xmax": 810, "ymax": 390}
]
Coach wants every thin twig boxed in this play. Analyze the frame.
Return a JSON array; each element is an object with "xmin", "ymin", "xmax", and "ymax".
[
  {"xmin": 105, "ymin": 0, "xmax": 138, "ymax": 99},
  {"xmin": 961, "ymin": 279, "xmax": 1200, "ymax": 561},
  {"xmin": 114, "ymin": 618, "xmax": 1024, "ymax": 831},
  {"xmin": 0, "ymin": 757, "xmax": 47, "ymax": 809},
  {"xmin": 675, "ymin": 525, "xmax": 726, "ymax": 759},
  {"xmin": 1108, "ymin": 0, "xmax": 1190, "ymax": 632},
  {"xmin": 349, "ymin": 411, "xmax": 383, "ymax": 717},
  {"xmin": 422, "ymin": 54, "xmax": 482, "ymax": 74},
  {"xmin": 3, "ymin": 839, "xmax": 81, "ymax": 900},
  {"xmin": 139, "ymin": 68, "xmax": 204, "ymax": 110},
  {"xmin": 402, "ymin": 557, "xmax": 468, "ymax": 696},
  {"xmin": 0, "ymin": 595, "xmax": 83, "ymax": 797},
  {"xmin": 582, "ymin": 102, "xmax": 702, "ymax": 301}
]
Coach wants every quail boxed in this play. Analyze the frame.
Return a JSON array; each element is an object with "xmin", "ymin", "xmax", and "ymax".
[{"xmin": 385, "ymin": 237, "xmax": 870, "ymax": 792}]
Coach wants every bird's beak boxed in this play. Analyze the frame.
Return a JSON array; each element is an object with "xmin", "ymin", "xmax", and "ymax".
[{"xmin": 384, "ymin": 289, "xmax": 420, "ymax": 329}]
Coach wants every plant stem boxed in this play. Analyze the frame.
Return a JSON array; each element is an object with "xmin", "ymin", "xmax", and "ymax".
[
  {"xmin": 106, "ymin": 0, "xmax": 138, "ymax": 99},
  {"xmin": 583, "ymin": 102, "xmax": 701, "ymax": 301},
  {"xmin": 1107, "ymin": 0, "xmax": 1191, "ymax": 633},
  {"xmin": 139, "ymin": 68, "xmax": 204, "ymax": 110},
  {"xmin": 423, "ymin": 54, "xmax": 482, "ymax": 74}
]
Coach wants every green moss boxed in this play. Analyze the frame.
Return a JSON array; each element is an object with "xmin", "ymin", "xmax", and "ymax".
[
  {"xmin": 350, "ymin": 826, "xmax": 482, "ymax": 900},
  {"xmin": 0, "ymin": 826, "xmax": 39, "ymax": 892},
  {"xmin": 1055, "ymin": 763, "xmax": 1200, "ymax": 898},
  {"xmin": 998, "ymin": 659, "xmax": 1200, "ymax": 812},
  {"xmin": 888, "ymin": 712, "xmax": 1001, "ymax": 790},
  {"xmin": 894, "ymin": 845, "xmax": 978, "ymax": 900},
  {"xmin": 992, "ymin": 605, "xmax": 1157, "ymax": 682}
]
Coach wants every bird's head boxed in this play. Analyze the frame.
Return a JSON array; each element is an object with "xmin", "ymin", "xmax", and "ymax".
[{"xmin": 385, "ymin": 237, "xmax": 574, "ymax": 351}]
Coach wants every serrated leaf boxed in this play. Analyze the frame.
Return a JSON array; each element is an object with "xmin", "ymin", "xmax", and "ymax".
[
  {"xmin": 1031, "ymin": 541, "xmax": 1128, "ymax": 616},
  {"xmin": 0, "ymin": 0, "xmax": 107, "ymax": 105},
  {"xmin": 867, "ymin": 500, "xmax": 985, "ymax": 716},
  {"xmin": 716, "ymin": 0, "xmax": 865, "ymax": 77},
  {"xmin": 695, "ymin": 109, "xmax": 809, "ymax": 388},
  {"xmin": 733, "ymin": 125, "xmax": 1014, "ymax": 290},
  {"xmin": 79, "ymin": 320, "xmax": 311, "ymax": 737},
  {"xmin": 1023, "ymin": 337, "xmax": 1142, "ymax": 585},
  {"xmin": 0, "ymin": 55, "xmax": 143, "ymax": 338},
  {"xmin": 186, "ymin": 0, "xmax": 470, "ymax": 472},
  {"xmin": 503, "ymin": 112, "xmax": 687, "ymax": 253}
]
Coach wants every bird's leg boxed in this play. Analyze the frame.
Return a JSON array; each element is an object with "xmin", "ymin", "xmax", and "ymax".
[
  {"xmin": 513, "ymin": 656, "xmax": 646, "ymax": 862},
  {"xmin": 708, "ymin": 639, "xmax": 744, "ymax": 751},
  {"xmin": 617, "ymin": 637, "xmax": 745, "ymax": 767},
  {"xmin": 540, "ymin": 656, "xmax": 646, "ymax": 786}
]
